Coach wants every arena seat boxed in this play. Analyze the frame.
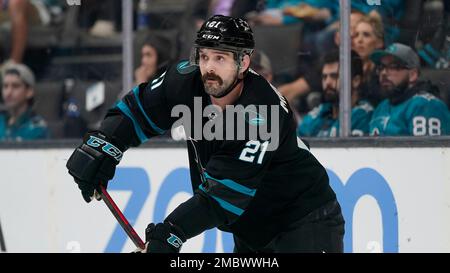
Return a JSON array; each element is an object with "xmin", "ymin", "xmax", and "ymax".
[
  {"xmin": 420, "ymin": 68, "xmax": 450, "ymax": 107},
  {"xmin": 252, "ymin": 23, "xmax": 303, "ymax": 79}
]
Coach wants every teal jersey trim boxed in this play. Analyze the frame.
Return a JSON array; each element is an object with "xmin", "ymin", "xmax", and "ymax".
[
  {"xmin": 132, "ymin": 86, "xmax": 166, "ymax": 135},
  {"xmin": 116, "ymin": 101, "xmax": 149, "ymax": 144},
  {"xmin": 199, "ymin": 184, "xmax": 244, "ymax": 216},
  {"xmin": 204, "ymin": 172, "xmax": 256, "ymax": 197}
]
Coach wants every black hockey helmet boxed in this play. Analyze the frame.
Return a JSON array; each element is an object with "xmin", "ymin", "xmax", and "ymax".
[
  {"xmin": 191, "ymin": 15, "xmax": 255, "ymax": 65},
  {"xmin": 196, "ymin": 15, "xmax": 254, "ymax": 53}
]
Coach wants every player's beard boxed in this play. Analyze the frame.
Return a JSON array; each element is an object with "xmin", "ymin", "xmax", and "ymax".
[{"xmin": 202, "ymin": 72, "xmax": 235, "ymax": 98}]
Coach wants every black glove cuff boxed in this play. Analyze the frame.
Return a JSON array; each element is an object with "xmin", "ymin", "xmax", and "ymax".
[
  {"xmin": 165, "ymin": 220, "xmax": 187, "ymax": 243},
  {"xmin": 145, "ymin": 222, "xmax": 187, "ymax": 253}
]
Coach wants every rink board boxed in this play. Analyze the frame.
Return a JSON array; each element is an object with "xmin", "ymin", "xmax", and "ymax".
[{"xmin": 0, "ymin": 146, "xmax": 449, "ymax": 253}]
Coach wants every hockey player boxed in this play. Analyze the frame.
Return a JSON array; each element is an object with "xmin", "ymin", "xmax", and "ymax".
[
  {"xmin": 369, "ymin": 43, "xmax": 450, "ymax": 136},
  {"xmin": 66, "ymin": 15, "xmax": 344, "ymax": 253},
  {"xmin": 298, "ymin": 50, "xmax": 373, "ymax": 137}
]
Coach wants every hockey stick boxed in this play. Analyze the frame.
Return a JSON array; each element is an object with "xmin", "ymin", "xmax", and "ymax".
[{"xmin": 98, "ymin": 185, "xmax": 146, "ymax": 251}]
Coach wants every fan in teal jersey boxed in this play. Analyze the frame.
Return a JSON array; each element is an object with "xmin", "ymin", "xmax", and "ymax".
[
  {"xmin": 0, "ymin": 63, "xmax": 49, "ymax": 141},
  {"xmin": 298, "ymin": 50, "xmax": 373, "ymax": 137},
  {"xmin": 369, "ymin": 43, "xmax": 450, "ymax": 136}
]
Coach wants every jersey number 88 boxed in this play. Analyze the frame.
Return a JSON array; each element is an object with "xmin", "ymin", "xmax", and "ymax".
[{"xmin": 413, "ymin": 116, "xmax": 441, "ymax": 136}]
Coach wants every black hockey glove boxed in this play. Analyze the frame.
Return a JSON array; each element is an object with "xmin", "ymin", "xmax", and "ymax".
[
  {"xmin": 66, "ymin": 131, "xmax": 123, "ymax": 203},
  {"xmin": 145, "ymin": 221, "xmax": 186, "ymax": 253}
]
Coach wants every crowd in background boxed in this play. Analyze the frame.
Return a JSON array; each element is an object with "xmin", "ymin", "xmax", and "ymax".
[{"xmin": 0, "ymin": 0, "xmax": 449, "ymax": 141}]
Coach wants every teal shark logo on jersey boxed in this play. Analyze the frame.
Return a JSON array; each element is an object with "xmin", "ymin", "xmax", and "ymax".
[
  {"xmin": 177, "ymin": 61, "xmax": 197, "ymax": 74},
  {"xmin": 250, "ymin": 117, "xmax": 266, "ymax": 125},
  {"xmin": 244, "ymin": 109, "xmax": 266, "ymax": 126}
]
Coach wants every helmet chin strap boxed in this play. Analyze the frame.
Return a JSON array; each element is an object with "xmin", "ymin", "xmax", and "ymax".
[
  {"xmin": 210, "ymin": 77, "xmax": 242, "ymax": 98},
  {"xmin": 210, "ymin": 62, "xmax": 244, "ymax": 99}
]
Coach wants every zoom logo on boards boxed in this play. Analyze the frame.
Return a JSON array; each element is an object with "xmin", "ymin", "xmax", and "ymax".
[
  {"xmin": 105, "ymin": 167, "xmax": 398, "ymax": 253},
  {"xmin": 327, "ymin": 168, "xmax": 399, "ymax": 253}
]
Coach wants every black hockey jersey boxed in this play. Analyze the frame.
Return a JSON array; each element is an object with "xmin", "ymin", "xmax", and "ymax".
[{"xmin": 100, "ymin": 61, "xmax": 336, "ymax": 249}]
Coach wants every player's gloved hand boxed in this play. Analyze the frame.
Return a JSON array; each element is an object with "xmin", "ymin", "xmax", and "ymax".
[
  {"xmin": 145, "ymin": 221, "xmax": 186, "ymax": 253},
  {"xmin": 66, "ymin": 131, "xmax": 124, "ymax": 203}
]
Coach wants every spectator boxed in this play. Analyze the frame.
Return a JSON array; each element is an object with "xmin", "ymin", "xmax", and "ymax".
[
  {"xmin": 369, "ymin": 43, "xmax": 450, "ymax": 136},
  {"xmin": 418, "ymin": 0, "xmax": 450, "ymax": 69},
  {"xmin": 247, "ymin": 0, "xmax": 333, "ymax": 26},
  {"xmin": 0, "ymin": 0, "xmax": 53, "ymax": 67},
  {"xmin": 352, "ymin": 15, "xmax": 385, "ymax": 106},
  {"xmin": 333, "ymin": 9, "xmax": 365, "ymax": 47},
  {"xmin": 278, "ymin": 9, "xmax": 366, "ymax": 108},
  {"xmin": 277, "ymin": 71, "xmax": 313, "ymax": 103},
  {"xmin": 0, "ymin": 0, "xmax": 29, "ymax": 65},
  {"xmin": 350, "ymin": 0, "xmax": 406, "ymax": 45},
  {"xmin": 134, "ymin": 34, "xmax": 172, "ymax": 85},
  {"xmin": 353, "ymin": 15, "xmax": 384, "ymax": 80},
  {"xmin": 298, "ymin": 50, "xmax": 373, "ymax": 137},
  {"xmin": 0, "ymin": 63, "xmax": 49, "ymax": 140},
  {"xmin": 250, "ymin": 50, "xmax": 273, "ymax": 83}
]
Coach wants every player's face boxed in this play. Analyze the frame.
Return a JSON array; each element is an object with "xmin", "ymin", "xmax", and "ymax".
[
  {"xmin": 198, "ymin": 48, "xmax": 238, "ymax": 97},
  {"xmin": 322, "ymin": 62, "xmax": 339, "ymax": 103},
  {"xmin": 1, "ymin": 74, "xmax": 33, "ymax": 111},
  {"xmin": 378, "ymin": 55, "xmax": 410, "ymax": 96}
]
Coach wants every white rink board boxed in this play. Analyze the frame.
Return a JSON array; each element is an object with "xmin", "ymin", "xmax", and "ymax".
[{"xmin": 0, "ymin": 147, "xmax": 449, "ymax": 253}]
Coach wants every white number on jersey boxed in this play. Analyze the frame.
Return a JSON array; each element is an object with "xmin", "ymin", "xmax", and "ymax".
[
  {"xmin": 239, "ymin": 140, "xmax": 269, "ymax": 164},
  {"xmin": 413, "ymin": 116, "xmax": 441, "ymax": 136}
]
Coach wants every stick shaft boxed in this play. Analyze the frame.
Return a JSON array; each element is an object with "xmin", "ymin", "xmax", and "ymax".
[{"xmin": 98, "ymin": 185, "xmax": 145, "ymax": 250}]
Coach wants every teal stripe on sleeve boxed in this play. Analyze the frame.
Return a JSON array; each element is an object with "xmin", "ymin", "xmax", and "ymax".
[
  {"xmin": 132, "ymin": 86, "xmax": 166, "ymax": 135},
  {"xmin": 204, "ymin": 172, "xmax": 256, "ymax": 197},
  {"xmin": 199, "ymin": 184, "xmax": 244, "ymax": 216},
  {"xmin": 116, "ymin": 101, "xmax": 149, "ymax": 144}
]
